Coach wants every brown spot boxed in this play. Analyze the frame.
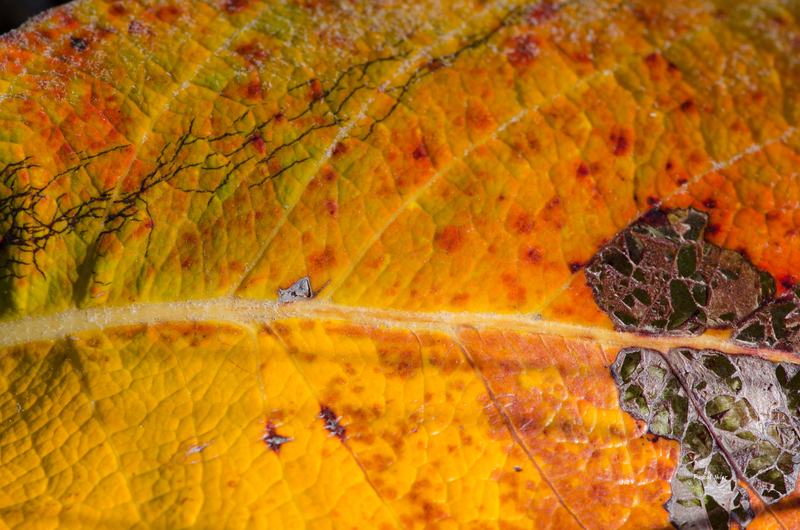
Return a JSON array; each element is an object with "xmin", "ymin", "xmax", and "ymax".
[
  {"xmin": 524, "ymin": 247, "xmax": 542, "ymax": 265},
  {"xmin": 250, "ymin": 132, "xmax": 265, "ymax": 155},
  {"xmin": 569, "ymin": 262, "xmax": 583, "ymax": 273},
  {"xmin": 646, "ymin": 196, "xmax": 659, "ymax": 206},
  {"xmin": 435, "ymin": 225, "xmax": 461, "ymax": 254},
  {"xmin": 680, "ymin": 99, "xmax": 694, "ymax": 112},
  {"xmin": 325, "ymin": 200, "xmax": 338, "ymax": 218},
  {"xmin": 498, "ymin": 195, "xmax": 505, "ymax": 201},
  {"xmin": 706, "ymin": 224, "xmax": 720, "ymax": 236},
  {"xmin": 515, "ymin": 213, "xmax": 534, "ymax": 234},
  {"xmin": 667, "ymin": 62, "xmax": 679, "ymax": 72},
  {"xmin": 577, "ymin": 162, "xmax": 590, "ymax": 177},
  {"xmin": 508, "ymin": 35, "xmax": 541, "ymax": 67},
  {"xmin": 677, "ymin": 178, "xmax": 688, "ymax": 186},
  {"xmin": 109, "ymin": 3, "xmax": 126, "ymax": 15},
  {"xmin": 412, "ymin": 144, "xmax": 428, "ymax": 160},
  {"xmin": 223, "ymin": 0, "xmax": 248, "ymax": 12},
  {"xmin": 703, "ymin": 198, "xmax": 716, "ymax": 209},
  {"xmin": 181, "ymin": 259, "xmax": 193, "ymax": 270},
  {"xmin": 644, "ymin": 52, "xmax": 659, "ymax": 64},
  {"xmin": 332, "ymin": 142, "xmax": 347, "ymax": 156}
]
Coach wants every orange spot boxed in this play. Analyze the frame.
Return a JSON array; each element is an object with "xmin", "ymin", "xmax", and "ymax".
[
  {"xmin": 156, "ymin": 5, "xmax": 182, "ymax": 21},
  {"xmin": 309, "ymin": 245, "xmax": 337, "ymax": 273},
  {"xmin": 435, "ymin": 225, "xmax": 461, "ymax": 254},
  {"xmin": 515, "ymin": 213, "xmax": 534, "ymax": 234}
]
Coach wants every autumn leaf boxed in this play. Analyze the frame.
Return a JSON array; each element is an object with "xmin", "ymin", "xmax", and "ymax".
[{"xmin": 1, "ymin": 0, "xmax": 800, "ymax": 528}]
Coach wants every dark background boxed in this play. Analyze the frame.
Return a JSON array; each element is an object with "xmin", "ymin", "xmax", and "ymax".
[{"xmin": 1, "ymin": 0, "xmax": 71, "ymax": 35}]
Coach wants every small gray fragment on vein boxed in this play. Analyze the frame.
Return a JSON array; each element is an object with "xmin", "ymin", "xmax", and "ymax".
[{"xmin": 277, "ymin": 276, "xmax": 329, "ymax": 303}]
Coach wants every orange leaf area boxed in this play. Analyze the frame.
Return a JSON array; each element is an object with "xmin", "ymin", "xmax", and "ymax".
[
  {"xmin": 2, "ymin": 0, "xmax": 800, "ymax": 528},
  {"xmin": 0, "ymin": 319, "xmax": 682, "ymax": 529}
]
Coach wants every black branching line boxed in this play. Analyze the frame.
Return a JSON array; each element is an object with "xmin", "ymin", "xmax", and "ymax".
[{"xmin": 0, "ymin": 14, "xmax": 517, "ymax": 281}]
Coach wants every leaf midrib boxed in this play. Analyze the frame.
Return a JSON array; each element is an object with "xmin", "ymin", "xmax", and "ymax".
[{"xmin": 3, "ymin": 297, "xmax": 796, "ymax": 365}]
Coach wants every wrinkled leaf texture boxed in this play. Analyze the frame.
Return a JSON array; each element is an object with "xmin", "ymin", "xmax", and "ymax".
[{"xmin": 0, "ymin": 0, "xmax": 800, "ymax": 528}]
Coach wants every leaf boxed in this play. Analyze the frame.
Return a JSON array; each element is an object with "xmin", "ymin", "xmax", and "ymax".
[{"xmin": 1, "ymin": 0, "xmax": 800, "ymax": 528}]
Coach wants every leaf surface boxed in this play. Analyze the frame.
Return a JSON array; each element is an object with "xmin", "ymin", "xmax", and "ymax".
[{"xmin": 1, "ymin": 0, "xmax": 800, "ymax": 528}]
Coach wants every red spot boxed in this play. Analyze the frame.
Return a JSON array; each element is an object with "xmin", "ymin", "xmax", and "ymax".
[
  {"xmin": 332, "ymin": 142, "xmax": 348, "ymax": 156},
  {"xmin": 569, "ymin": 262, "xmax": 583, "ymax": 273},
  {"xmin": 498, "ymin": 195, "xmax": 505, "ymax": 201},
  {"xmin": 524, "ymin": 248, "xmax": 542, "ymax": 265},
  {"xmin": 435, "ymin": 225, "xmax": 461, "ymax": 254},
  {"xmin": 181, "ymin": 259, "xmax": 193, "ymax": 270},
  {"xmin": 325, "ymin": 200, "xmax": 338, "ymax": 218},
  {"xmin": 143, "ymin": 218, "xmax": 154, "ymax": 229},
  {"xmin": 577, "ymin": 162, "xmax": 590, "ymax": 177},
  {"xmin": 508, "ymin": 35, "xmax": 541, "ymax": 67},
  {"xmin": 250, "ymin": 133, "xmax": 265, "ymax": 155},
  {"xmin": 706, "ymin": 224, "xmax": 720, "ymax": 236},
  {"xmin": 646, "ymin": 196, "xmax": 659, "ymax": 206},
  {"xmin": 677, "ymin": 178, "xmax": 688, "ymax": 186},
  {"xmin": 223, "ymin": 0, "xmax": 248, "ymax": 12},
  {"xmin": 236, "ymin": 43, "xmax": 269, "ymax": 66},
  {"xmin": 703, "ymin": 198, "xmax": 716, "ymax": 209},
  {"xmin": 610, "ymin": 125, "xmax": 632, "ymax": 156},
  {"xmin": 323, "ymin": 168, "xmax": 337, "ymax": 182},
  {"xmin": 243, "ymin": 81, "xmax": 261, "ymax": 100},
  {"xmin": 572, "ymin": 52, "xmax": 592, "ymax": 63},
  {"xmin": 780, "ymin": 275, "xmax": 795, "ymax": 290},
  {"xmin": 412, "ymin": 144, "xmax": 428, "ymax": 160},
  {"xmin": 515, "ymin": 213, "xmax": 534, "ymax": 235},
  {"xmin": 680, "ymin": 99, "xmax": 695, "ymax": 112},
  {"xmin": 109, "ymin": 3, "xmax": 126, "ymax": 15},
  {"xmin": 128, "ymin": 21, "xmax": 151, "ymax": 36},
  {"xmin": 527, "ymin": 1, "xmax": 560, "ymax": 24},
  {"xmin": 644, "ymin": 52, "xmax": 659, "ymax": 64}
]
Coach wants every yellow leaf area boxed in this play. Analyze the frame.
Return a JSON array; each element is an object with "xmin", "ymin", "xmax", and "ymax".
[{"xmin": 1, "ymin": 0, "xmax": 800, "ymax": 528}]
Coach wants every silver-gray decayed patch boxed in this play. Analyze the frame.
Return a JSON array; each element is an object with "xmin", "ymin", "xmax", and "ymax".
[{"xmin": 612, "ymin": 347, "xmax": 800, "ymax": 529}]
